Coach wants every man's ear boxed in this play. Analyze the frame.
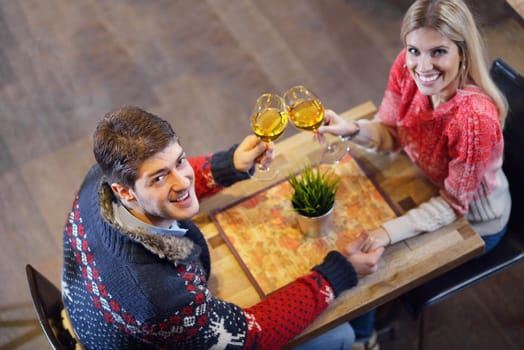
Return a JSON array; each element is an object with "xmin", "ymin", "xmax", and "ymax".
[{"xmin": 110, "ymin": 183, "xmax": 136, "ymax": 203}]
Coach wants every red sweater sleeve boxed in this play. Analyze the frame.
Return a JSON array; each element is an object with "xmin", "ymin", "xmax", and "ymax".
[
  {"xmin": 442, "ymin": 96, "xmax": 503, "ymax": 214},
  {"xmin": 189, "ymin": 155, "xmax": 223, "ymax": 199},
  {"xmin": 241, "ymin": 251, "xmax": 358, "ymax": 349},
  {"xmin": 188, "ymin": 146, "xmax": 252, "ymax": 198},
  {"xmin": 376, "ymin": 49, "xmax": 406, "ymax": 126},
  {"xmin": 242, "ymin": 271, "xmax": 334, "ymax": 349}
]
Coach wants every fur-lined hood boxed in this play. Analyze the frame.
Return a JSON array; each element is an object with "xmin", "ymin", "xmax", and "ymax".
[{"xmin": 97, "ymin": 181, "xmax": 197, "ymax": 265}]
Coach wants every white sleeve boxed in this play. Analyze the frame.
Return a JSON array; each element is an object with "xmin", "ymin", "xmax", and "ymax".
[{"xmin": 382, "ymin": 196, "xmax": 458, "ymax": 244}]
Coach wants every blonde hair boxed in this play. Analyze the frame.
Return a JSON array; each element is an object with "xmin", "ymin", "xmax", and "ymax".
[{"xmin": 400, "ymin": 0, "xmax": 507, "ymax": 124}]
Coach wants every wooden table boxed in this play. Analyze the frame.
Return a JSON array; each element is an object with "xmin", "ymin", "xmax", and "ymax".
[{"xmin": 193, "ymin": 101, "xmax": 485, "ymax": 348}]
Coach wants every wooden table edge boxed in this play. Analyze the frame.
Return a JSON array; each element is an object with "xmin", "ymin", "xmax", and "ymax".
[{"xmin": 285, "ymin": 217, "xmax": 485, "ymax": 348}]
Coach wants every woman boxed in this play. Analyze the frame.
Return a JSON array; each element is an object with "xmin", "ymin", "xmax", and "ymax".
[
  {"xmin": 319, "ymin": 1, "xmax": 511, "ymax": 347},
  {"xmin": 320, "ymin": 0, "xmax": 510, "ymax": 254}
]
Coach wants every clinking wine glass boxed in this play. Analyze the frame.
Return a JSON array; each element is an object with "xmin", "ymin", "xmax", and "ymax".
[
  {"xmin": 250, "ymin": 93, "xmax": 289, "ymax": 181},
  {"xmin": 283, "ymin": 85, "xmax": 349, "ymax": 164}
]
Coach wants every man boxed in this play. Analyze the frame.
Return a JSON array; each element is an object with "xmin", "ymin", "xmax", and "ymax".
[{"xmin": 62, "ymin": 106, "xmax": 384, "ymax": 349}]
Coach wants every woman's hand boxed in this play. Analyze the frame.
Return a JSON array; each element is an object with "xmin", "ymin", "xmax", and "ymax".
[
  {"xmin": 317, "ymin": 109, "xmax": 359, "ymax": 138},
  {"xmin": 361, "ymin": 227, "xmax": 391, "ymax": 253},
  {"xmin": 344, "ymin": 232, "xmax": 385, "ymax": 278},
  {"xmin": 233, "ymin": 135, "xmax": 274, "ymax": 172}
]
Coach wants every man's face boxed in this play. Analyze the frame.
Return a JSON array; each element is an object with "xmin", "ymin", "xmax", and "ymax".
[{"xmin": 123, "ymin": 141, "xmax": 199, "ymax": 228}]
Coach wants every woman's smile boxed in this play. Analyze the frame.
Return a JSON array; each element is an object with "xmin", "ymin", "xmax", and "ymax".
[
  {"xmin": 405, "ymin": 27, "xmax": 462, "ymax": 107},
  {"xmin": 416, "ymin": 71, "xmax": 441, "ymax": 85}
]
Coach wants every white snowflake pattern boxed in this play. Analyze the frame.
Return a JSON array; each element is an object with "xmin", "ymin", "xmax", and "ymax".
[
  {"xmin": 319, "ymin": 285, "xmax": 335, "ymax": 305},
  {"xmin": 208, "ymin": 318, "xmax": 245, "ymax": 349},
  {"xmin": 244, "ymin": 312, "xmax": 262, "ymax": 332},
  {"xmin": 62, "ymin": 279, "xmax": 72, "ymax": 302}
]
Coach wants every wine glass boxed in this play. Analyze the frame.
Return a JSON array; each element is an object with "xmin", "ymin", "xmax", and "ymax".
[
  {"xmin": 283, "ymin": 85, "xmax": 349, "ymax": 164},
  {"xmin": 250, "ymin": 93, "xmax": 289, "ymax": 181}
]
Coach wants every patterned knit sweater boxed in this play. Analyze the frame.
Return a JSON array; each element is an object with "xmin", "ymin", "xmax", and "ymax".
[
  {"xmin": 353, "ymin": 49, "xmax": 511, "ymax": 243},
  {"xmin": 62, "ymin": 145, "xmax": 358, "ymax": 349}
]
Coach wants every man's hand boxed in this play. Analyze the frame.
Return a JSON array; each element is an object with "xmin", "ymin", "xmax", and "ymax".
[
  {"xmin": 233, "ymin": 135, "xmax": 274, "ymax": 173},
  {"xmin": 344, "ymin": 232, "xmax": 385, "ymax": 278}
]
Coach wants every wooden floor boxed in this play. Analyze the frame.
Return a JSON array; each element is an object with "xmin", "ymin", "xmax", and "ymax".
[{"xmin": 1, "ymin": 1, "xmax": 523, "ymax": 349}]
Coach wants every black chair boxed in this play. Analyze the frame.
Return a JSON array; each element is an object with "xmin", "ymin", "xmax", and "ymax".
[
  {"xmin": 26, "ymin": 264, "xmax": 79, "ymax": 350},
  {"xmin": 401, "ymin": 58, "xmax": 524, "ymax": 350}
]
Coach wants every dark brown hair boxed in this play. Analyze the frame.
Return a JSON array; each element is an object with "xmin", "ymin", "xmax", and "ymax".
[{"xmin": 93, "ymin": 106, "xmax": 178, "ymax": 188}]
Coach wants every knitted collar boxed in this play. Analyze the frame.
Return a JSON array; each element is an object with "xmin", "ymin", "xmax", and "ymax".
[{"xmin": 97, "ymin": 181, "xmax": 196, "ymax": 265}]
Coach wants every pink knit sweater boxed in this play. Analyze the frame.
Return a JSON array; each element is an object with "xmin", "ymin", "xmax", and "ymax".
[{"xmin": 354, "ymin": 49, "xmax": 511, "ymax": 243}]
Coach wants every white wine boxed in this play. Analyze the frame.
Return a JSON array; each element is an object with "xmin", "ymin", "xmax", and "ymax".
[
  {"xmin": 251, "ymin": 108, "xmax": 288, "ymax": 142},
  {"xmin": 284, "ymin": 85, "xmax": 347, "ymax": 163},
  {"xmin": 288, "ymin": 99, "xmax": 324, "ymax": 131}
]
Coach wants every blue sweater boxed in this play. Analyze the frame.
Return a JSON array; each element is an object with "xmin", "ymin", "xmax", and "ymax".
[{"xmin": 62, "ymin": 149, "xmax": 358, "ymax": 349}]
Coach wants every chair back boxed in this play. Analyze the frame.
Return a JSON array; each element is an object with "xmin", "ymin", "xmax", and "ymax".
[
  {"xmin": 490, "ymin": 59, "xmax": 524, "ymax": 226},
  {"xmin": 26, "ymin": 264, "xmax": 78, "ymax": 350}
]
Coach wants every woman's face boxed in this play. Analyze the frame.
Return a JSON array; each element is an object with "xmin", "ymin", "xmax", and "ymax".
[{"xmin": 405, "ymin": 27, "xmax": 462, "ymax": 106}]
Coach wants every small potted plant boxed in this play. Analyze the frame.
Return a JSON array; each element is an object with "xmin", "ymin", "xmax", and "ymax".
[{"xmin": 288, "ymin": 164, "xmax": 341, "ymax": 237}]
